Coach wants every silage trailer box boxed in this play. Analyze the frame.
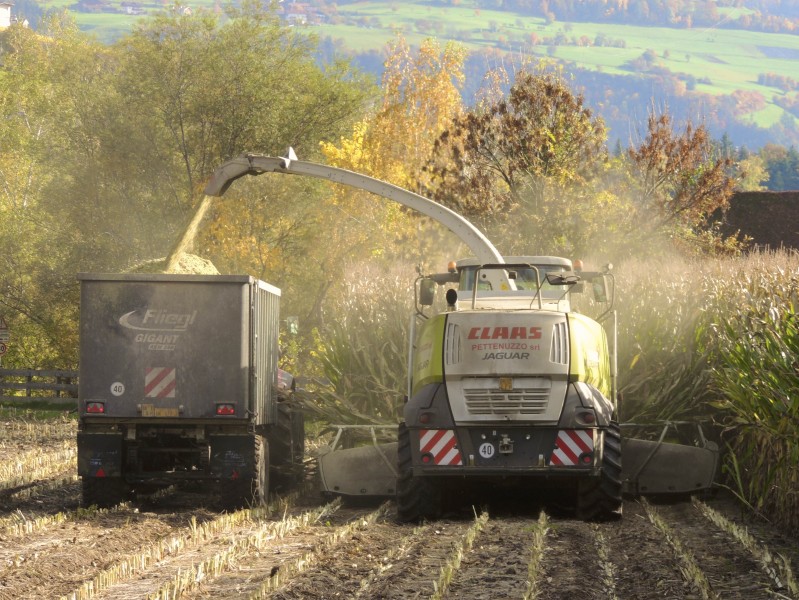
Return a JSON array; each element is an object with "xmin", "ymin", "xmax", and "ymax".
[{"xmin": 77, "ymin": 273, "xmax": 286, "ymax": 508}]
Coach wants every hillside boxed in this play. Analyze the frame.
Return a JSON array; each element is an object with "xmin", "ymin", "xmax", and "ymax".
[{"xmin": 26, "ymin": 0, "xmax": 799, "ymax": 148}]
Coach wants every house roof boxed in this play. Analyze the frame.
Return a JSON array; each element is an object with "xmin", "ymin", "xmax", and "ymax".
[{"xmin": 717, "ymin": 191, "xmax": 799, "ymax": 249}]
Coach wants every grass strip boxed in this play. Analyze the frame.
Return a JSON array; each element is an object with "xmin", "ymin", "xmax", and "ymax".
[
  {"xmin": 10, "ymin": 474, "xmax": 78, "ymax": 501},
  {"xmin": 0, "ymin": 502, "xmax": 129, "ymax": 542},
  {"xmin": 148, "ymin": 497, "xmax": 346, "ymax": 599},
  {"xmin": 0, "ymin": 418, "xmax": 76, "ymax": 442},
  {"xmin": 593, "ymin": 523, "xmax": 619, "ymax": 600}
]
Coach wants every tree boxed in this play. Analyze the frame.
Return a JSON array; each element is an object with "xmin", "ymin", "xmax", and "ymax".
[
  {"xmin": 0, "ymin": 5, "xmax": 373, "ymax": 367},
  {"xmin": 760, "ymin": 144, "xmax": 799, "ymax": 191},
  {"xmin": 0, "ymin": 14, "xmax": 104, "ymax": 366},
  {"xmin": 324, "ymin": 36, "xmax": 466, "ymax": 191},
  {"xmin": 117, "ymin": 1, "xmax": 370, "ymax": 213},
  {"xmin": 424, "ymin": 64, "xmax": 610, "ymax": 255},
  {"xmin": 735, "ymin": 155, "xmax": 769, "ymax": 191},
  {"xmin": 319, "ymin": 36, "xmax": 467, "ymax": 266},
  {"xmin": 627, "ymin": 111, "xmax": 740, "ymax": 253}
]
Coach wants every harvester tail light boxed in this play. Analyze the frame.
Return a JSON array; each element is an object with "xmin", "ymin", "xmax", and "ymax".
[
  {"xmin": 576, "ymin": 410, "xmax": 597, "ymax": 425},
  {"xmin": 86, "ymin": 401, "xmax": 105, "ymax": 414},
  {"xmin": 216, "ymin": 403, "xmax": 236, "ymax": 416}
]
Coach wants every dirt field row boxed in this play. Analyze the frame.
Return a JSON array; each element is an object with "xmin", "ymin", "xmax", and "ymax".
[{"xmin": 0, "ymin": 431, "xmax": 798, "ymax": 599}]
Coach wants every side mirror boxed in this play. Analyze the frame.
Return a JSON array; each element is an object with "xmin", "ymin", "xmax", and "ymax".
[
  {"xmin": 546, "ymin": 271, "xmax": 580, "ymax": 286},
  {"xmin": 592, "ymin": 279, "xmax": 608, "ymax": 303},
  {"xmin": 419, "ymin": 278, "xmax": 436, "ymax": 306}
]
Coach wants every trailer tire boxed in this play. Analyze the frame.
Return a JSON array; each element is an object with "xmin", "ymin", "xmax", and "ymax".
[
  {"xmin": 576, "ymin": 422, "xmax": 623, "ymax": 521},
  {"xmin": 82, "ymin": 477, "xmax": 129, "ymax": 509},
  {"xmin": 255, "ymin": 434, "xmax": 270, "ymax": 506},
  {"xmin": 396, "ymin": 423, "xmax": 441, "ymax": 523},
  {"xmin": 218, "ymin": 435, "xmax": 268, "ymax": 510},
  {"xmin": 271, "ymin": 402, "xmax": 305, "ymax": 490}
]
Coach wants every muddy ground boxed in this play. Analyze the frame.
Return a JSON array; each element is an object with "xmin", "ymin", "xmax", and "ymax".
[{"xmin": 0, "ymin": 423, "xmax": 797, "ymax": 600}]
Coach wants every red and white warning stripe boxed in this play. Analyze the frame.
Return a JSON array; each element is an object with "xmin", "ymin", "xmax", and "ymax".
[
  {"xmin": 145, "ymin": 367, "xmax": 176, "ymax": 398},
  {"xmin": 549, "ymin": 429, "xmax": 594, "ymax": 466},
  {"xmin": 419, "ymin": 429, "xmax": 463, "ymax": 466}
]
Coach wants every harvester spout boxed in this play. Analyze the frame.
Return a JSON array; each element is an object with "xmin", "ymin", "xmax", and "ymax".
[{"xmin": 204, "ymin": 150, "xmax": 509, "ymax": 278}]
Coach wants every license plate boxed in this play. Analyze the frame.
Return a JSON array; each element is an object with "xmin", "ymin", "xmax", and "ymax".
[{"xmin": 140, "ymin": 404, "xmax": 180, "ymax": 417}]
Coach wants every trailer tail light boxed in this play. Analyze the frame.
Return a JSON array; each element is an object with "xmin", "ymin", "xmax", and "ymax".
[
  {"xmin": 216, "ymin": 403, "xmax": 236, "ymax": 416},
  {"xmin": 85, "ymin": 401, "xmax": 105, "ymax": 414}
]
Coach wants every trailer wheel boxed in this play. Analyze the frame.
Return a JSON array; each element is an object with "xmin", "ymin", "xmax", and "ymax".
[
  {"xmin": 81, "ymin": 477, "xmax": 129, "ymax": 509},
  {"xmin": 255, "ymin": 434, "xmax": 270, "ymax": 506},
  {"xmin": 396, "ymin": 423, "xmax": 442, "ymax": 523},
  {"xmin": 217, "ymin": 435, "xmax": 268, "ymax": 510},
  {"xmin": 271, "ymin": 402, "xmax": 305, "ymax": 490},
  {"xmin": 576, "ymin": 422, "xmax": 623, "ymax": 521}
]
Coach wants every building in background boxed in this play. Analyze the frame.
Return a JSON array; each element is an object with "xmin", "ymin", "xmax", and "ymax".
[{"xmin": 0, "ymin": 2, "xmax": 28, "ymax": 28}]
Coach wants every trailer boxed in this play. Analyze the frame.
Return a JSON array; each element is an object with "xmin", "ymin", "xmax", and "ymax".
[{"xmin": 76, "ymin": 273, "xmax": 304, "ymax": 509}]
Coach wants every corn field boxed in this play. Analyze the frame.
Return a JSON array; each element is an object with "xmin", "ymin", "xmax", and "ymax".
[
  {"xmin": 612, "ymin": 250, "xmax": 799, "ymax": 532},
  {"xmin": 309, "ymin": 251, "xmax": 799, "ymax": 533}
]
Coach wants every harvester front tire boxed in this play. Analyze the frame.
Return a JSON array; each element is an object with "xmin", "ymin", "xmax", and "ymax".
[
  {"xmin": 576, "ymin": 422, "xmax": 623, "ymax": 521},
  {"xmin": 396, "ymin": 423, "xmax": 442, "ymax": 523}
]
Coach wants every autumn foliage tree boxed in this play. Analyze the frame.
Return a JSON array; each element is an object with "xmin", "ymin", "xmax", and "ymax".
[
  {"xmin": 319, "ymin": 36, "xmax": 468, "ymax": 266},
  {"xmin": 627, "ymin": 111, "xmax": 740, "ymax": 253},
  {"xmin": 0, "ymin": 6, "xmax": 371, "ymax": 367},
  {"xmin": 424, "ymin": 65, "xmax": 610, "ymax": 256}
]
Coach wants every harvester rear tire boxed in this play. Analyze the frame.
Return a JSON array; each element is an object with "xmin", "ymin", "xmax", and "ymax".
[
  {"xmin": 396, "ymin": 423, "xmax": 442, "ymax": 523},
  {"xmin": 82, "ymin": 477, "xmax": 129, "ymax": 509},
  {"xmin": 576, "ymin": 422, "xmax": 623, "ymax": 521}
]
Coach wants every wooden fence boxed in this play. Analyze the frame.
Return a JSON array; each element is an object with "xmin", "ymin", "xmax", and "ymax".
[{"xmin": 0, "ymin": 368, "xmax": 78, "ymax": 404}]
